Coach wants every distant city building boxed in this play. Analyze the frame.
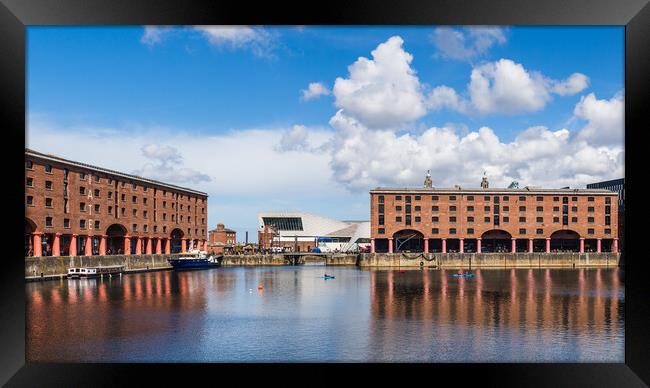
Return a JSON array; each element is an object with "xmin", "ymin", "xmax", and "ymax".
[
  {"xmin": 587, "ymin": 178, "xmax": 624, "ymax": 251},
  {"xmin": 369, "ymin": 173, "xmax": 619, "ymax": 254},
  {"xmin": 25, "ymin": 149, "xmax": 208, "ymax": 257},
  {"xmin": 208, "ymin": 223, "xmax": 237, "ymax": 254},
  {"xmin": 257, "ymin": 211, "xmax": 370, "ymax": 252},
  {"xmin": 586, "ymin": 178, "xmax": 624, "ymax": 208}
]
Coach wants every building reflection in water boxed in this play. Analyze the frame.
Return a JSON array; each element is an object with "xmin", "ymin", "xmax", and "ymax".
[
  {"xmin": 368, "ymin": 268, "xmax": 623, "ymax": 362},
  {"xmin": 26, "ymin": 267, "xmax": 623, "ymax": 362},
  {"xmin": 26, "ymin": 270, "xmax": 211, "ymax": 361}
]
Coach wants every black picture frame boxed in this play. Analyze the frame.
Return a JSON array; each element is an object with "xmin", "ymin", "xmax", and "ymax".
[{"xmin": 1, "ymin": 0, "xmax": 648, "ymax": 386}]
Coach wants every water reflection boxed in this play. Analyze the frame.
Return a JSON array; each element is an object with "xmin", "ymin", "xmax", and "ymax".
[
  {"xmin": 368, "ymin": 268, "xmax": 623, "ymax": 362},
  {"xmin": 26, "ymin": 267, "xmax": 623, "ymax": 362}
]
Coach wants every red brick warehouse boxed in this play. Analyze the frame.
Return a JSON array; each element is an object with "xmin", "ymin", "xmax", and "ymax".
[
  {"xmin": 207, "ymin": 223, "xmax": 237, "ymax": 254},
  {"xmin": 369, "ymin": 172, "xmax": 619, "ymax": 254},
  {"xmin": 25, "ymin": 149, "xmax": 208, "ymax": 257}
]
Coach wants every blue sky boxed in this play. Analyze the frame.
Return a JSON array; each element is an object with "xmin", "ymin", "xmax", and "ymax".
[{"xmin": 27, "ymin": 26, "xmax": 624, "ymax": 242}]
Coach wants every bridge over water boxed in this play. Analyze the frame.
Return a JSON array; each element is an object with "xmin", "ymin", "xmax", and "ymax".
[{"xmin": 279, "ymin": 252, "xmax": 357, "ymax": 265}]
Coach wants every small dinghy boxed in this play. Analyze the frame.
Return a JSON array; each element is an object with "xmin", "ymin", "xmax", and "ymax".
[
  {"xmin": 452, "ymin": 273, "xmax": 475, "ymax": 278},
  {"xmin": 321, "ymin": 274, "xmax": 336, "ymax": 279}
]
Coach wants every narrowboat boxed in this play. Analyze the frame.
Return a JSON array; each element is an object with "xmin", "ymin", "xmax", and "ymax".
[{"xmin": 68, "ymin": 265, "xmax": 124, "ymax": 279}]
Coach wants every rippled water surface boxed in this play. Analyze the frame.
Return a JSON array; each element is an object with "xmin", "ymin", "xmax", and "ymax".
[{"xmin": 26, "ymin": 266, "xmax": 624, "ymax": 362}]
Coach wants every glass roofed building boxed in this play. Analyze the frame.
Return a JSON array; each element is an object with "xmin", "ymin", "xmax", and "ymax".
[{"xmin": 257, "ymin": 211, "xmax": 370, "ymax": 253}]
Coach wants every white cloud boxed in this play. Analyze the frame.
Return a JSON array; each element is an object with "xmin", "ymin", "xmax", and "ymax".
[
  {"xmin": 301, "ymin": 82, "xmax": 331, "ymax": 101},
  {"xmin": 574, "ymin": 92, "xmax": 624, "ymax": 147},
  {"xmin": 275, "ymin": 125, "xmax": 311, "ymax": 152},
  {"xmin": 429, "ymin": 59, "xmax": 589, "ymax": 115},
  {"xmin": 134, "ymin": 144, "xmax": 210, "ymax": 184},
  {"xmin": 140, "ymin": 26, "xmax": 170, "ymax": 46},
  {"xmin": 26, "ymin": 118, "xmax": 335, "ymax": 197},
  {"xmin": 332, "ymin": 36, "xmax": 427, "ymax": 129},
  {"xmin": 319, "ymin": 41, "xmax": 617, "ymax": 191},
  {"xmin": 432, "ymin": 26, "xmax": 507, "ymax": 61},
  {"xmin": 326, "ymin": 110, "xmax": 623, "ymax": 191},
  {"xmin": 468, "ymin": 59, "xmax": 551, "ymax": 114},
  {"xmin": 26, "ymin": 123, "xmax": 213, "ymax": 185},
  {"xmin": 134, "ymin": 162, "xmax": 211, "ymax": 185},
  {"xmin": 140, "ymin": 144, "xmax": 183, "ymax": 164},
  {"xmin": 193, "ymin": 26, "xmax": 276, "ymax": 58},
  {"xmin": 552, "ymin": 73, "xmax": 590, "ymax": 96},
  {"xmin": 139, "ymin": 26, "xmax": 277, "ymax": 58},
  {"xmin": 428, "ymin": 85, "xmax": 468, "ymax": 112}
]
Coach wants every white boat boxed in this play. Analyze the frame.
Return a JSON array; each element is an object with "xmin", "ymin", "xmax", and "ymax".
[{"xmin": 68, "ymin": 265, "xmax": 124, "ymax": 279}]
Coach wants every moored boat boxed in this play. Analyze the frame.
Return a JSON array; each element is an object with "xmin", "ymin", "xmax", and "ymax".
[
  {"xmin": 68, "ymin": 265, "xmax": 124, "ymax": 279},
  {"xmin": 452, "ymin": 273, "xmax": 475, "ymax": 278},
  {"xmin": 167, "ymin": 250, "xmax": 222, "ymax": 270}
]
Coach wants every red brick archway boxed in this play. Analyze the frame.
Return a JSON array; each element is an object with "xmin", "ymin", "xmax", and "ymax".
[
  {"xmin": 106, "ymin": 224, "xmax": 128, "ymax": 255},
  {"xmin": 393, "ymin": 229, "xmax": 424, "ymax": 253},
  {"xmin": 550, "ymin": 230, "xmax": 580, "ymax": 252},
  {"xmin": 481, "ymin": 229, "xmax": 512, "ymax": 253},
  {"xmin": 170, "ymin": 228, "xmax": 185, "ymax": 253}
]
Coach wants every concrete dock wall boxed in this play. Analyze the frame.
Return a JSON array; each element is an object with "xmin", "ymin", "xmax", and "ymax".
[
  {"xmin": 358, "ymin": 252, "xmax": 620, "ymax": 268},
  {"xmin": 24, "ymin": 253, "xmax": 360, "ymax": 280},
  {"xmin": 220, "ymin": 254, "xmax": 286, "ymax": 266},
  {"xmin": 25, "ymin": 253, "xmax": 187, "ymax": 280},
  {"xmin": 26, "ymin": 251, "xmax": 619, "ymax": 280},
  {"xmin": 325, "ymin": 254, "xmax": 358, "ymax": 266}
]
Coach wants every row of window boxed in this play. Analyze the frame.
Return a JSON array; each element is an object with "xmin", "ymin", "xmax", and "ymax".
[
  {"xmin": 392, "ymin": 205, "xmax": 602, "ymax": 213},
  {"xmin": 27, "ymin": 179, "xmax": 205, "ymax": 214},
  {"xmin": 380, "ymin": 214, "xmax": 611, "ymax": 225},
  {"xmin": 376, "ymin": 228, "xmax": 612, "ymax": 235},
  {"xmin": 41, "ymin": 216, "xmax": 205, "ymax": 235},
  {"xmin": 132, "ymin": 225, "xmax": 203, "ymax": 235},
  {"xmin": 29, "ymin": 198, "xmax": 205, "ymax": 224},
  {"xmin": 43, "ymin": 217, "xmax": 103, "ymax": 231},
  {"xmin": 43, "ymin": 218, "xmax": 103, "ymax": 230},
  {"xmin": 379, "ymin": 194, "xmax": 608, "ymax": 203},
  {"xmin": 26, "ymin": 162, "xmax": 206, "ymax": 203}
]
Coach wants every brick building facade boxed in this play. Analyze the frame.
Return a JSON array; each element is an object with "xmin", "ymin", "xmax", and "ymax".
[
  {"xmin": 207, "ymin": 223, "xmax": 237, "ymax": 254},
  {"xmin": 25, "ymin": 149, "xmax": 208, "ymax": 257},
  {"xmin": 257, "ymin": 226, "xmax": 316, "ymax": 252},
  {"xmin": 258, "ymin": 225, "xmax": 277, "ymax": 251},
  {"xmin": 370, "ymin": 184, "xmax": 619, "ymax": 254}
]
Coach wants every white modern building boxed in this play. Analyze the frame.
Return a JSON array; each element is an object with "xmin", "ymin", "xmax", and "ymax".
[{"xmin": 257, "ymin": 211, "xmax": 371, "ymax": 253}]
